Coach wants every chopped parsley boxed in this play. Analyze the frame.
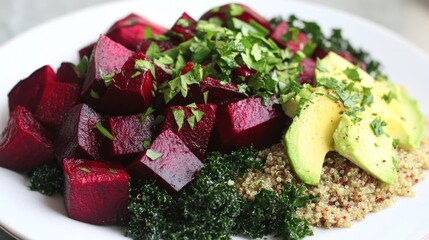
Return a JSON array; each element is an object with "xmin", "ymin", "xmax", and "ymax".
[
  {"xmin": 370, "ymin": 117, "xmax": 387, "ymax": 136},
  {"xmin": 79, "ymin": 167, "xmax": 91, "ymax": 173},
  {"xmin": 99, "ymin": 69, "xmax": 115, "ymax": 87},
  {"xmin": 146, "ymin": 149, "xmax": 163, "ymax": 161},
  {"xmin": 172, "ymin": 109, "xmax": 185, "ymax": 130},
  {"xmin": 95, "ymin": 122, "xmax": 116, "ymax": 141}
]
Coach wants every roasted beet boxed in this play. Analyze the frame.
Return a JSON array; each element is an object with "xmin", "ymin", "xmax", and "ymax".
[
  {"xmin": 81, "ymin": 35, "xmax": 134, "ymax": 110},
  {"xmin": 170, "ymin": 12, "xmax": 197, "ymax": 41},
  {"xmin": 78, "ymin": 43, "xmax": 95, "ymax": 59},
  {"xmin": 55, "ymin": 104, "xmax": 106, "ymax": 161},
  {"xmin": 108, "ymin": 114, "xmax": 155, "ymax": 159},
  {"xmin": 63, "ymin": 158, "xmax": 129, "ymax": 225},
  {"xmin": 8, "ymin": 65, "xmax": 56, "ymax": 113},
  {"xmin": 34, "ymin": 81, "xmax": 80, "ymax": 127},
  {"xmin": 233, "ymin": 66, "xmax": 256, "ymax": 82},
  {"xmin": 0, "ymin": 106, "xmax": 54, "ymax": 172},
  {"xmin": 56, "ymin": 62, "xmax": 83, "ymax": 84},
  {"xmin": 136, "ymin": 38, "xmax": 176, "ymax": 53},
  {"xmin": 213, "ymin": 96, "xmax": 286, "ymax": 152},
  {"xmin": 162, "ymin": 104, "xmax": 217, "ymax": 159},
  {"xmin": 106, "ymin": 13, "xmax": 167, "ymax": 50},
  {"xmin": 270, "ymin": 21, "xmax": 308, "ymax": 54},
  {"xmin": 200, "ymin": 3, "xmax": 271, "ymax": 32},
  {"xmin": 127, "ymin": 129, "xmax": 203, "ymax": 192},
  {"xmin": 297, "ymin": 58, "xmax": 316, "ymax": 86},
  {"xmin": 98, "ymin": 53, "xmax": 154, "ymax": 115}
]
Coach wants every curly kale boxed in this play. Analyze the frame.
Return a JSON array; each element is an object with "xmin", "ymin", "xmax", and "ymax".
[
  {"xmin": 29, "ymin": 161, "xmax": 64, "ymax": 196},
  {"xmin": 126, "ymin": 147, "xmax": 317, "ymax": 240}
]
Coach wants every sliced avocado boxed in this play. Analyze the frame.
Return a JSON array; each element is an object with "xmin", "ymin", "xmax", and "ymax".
[
  {"xmin": 282, "ymin": 87, "xmax": 312, "ymax": 118},
  {"xmin": 333, "ymin": 112, "xmax": 398, "ymax": 184},
  {"xmin": 372, "ymin": 81, "xmax": 424, "ymax": 150},
  {"xmin": 316, "ymin": 52, "xmax": 374, "ymax": 88},
  {"xmin": 285, "ymin": 87, "xmax": 343, "ymax": 185}
]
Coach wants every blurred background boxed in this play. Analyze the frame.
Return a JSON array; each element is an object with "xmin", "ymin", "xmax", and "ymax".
[{"xmin": 0, "ymin": 0, "xmax": 428, "ymax": 53}]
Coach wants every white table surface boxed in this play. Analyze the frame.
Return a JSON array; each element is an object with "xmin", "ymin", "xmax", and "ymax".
[{"xmin": 0, "ymin": 0, "xmax": 428, "ymax": 239}]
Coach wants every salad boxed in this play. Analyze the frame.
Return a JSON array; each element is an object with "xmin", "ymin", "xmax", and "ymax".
[{"xmin": 0, "ymin": 3, "xmax": 427, "ymax": 240}]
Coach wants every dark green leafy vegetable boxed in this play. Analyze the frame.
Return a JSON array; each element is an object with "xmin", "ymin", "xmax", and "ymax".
[{"xmin": 29, "ymin": 161, "xmax": 64, "ymax": 196}]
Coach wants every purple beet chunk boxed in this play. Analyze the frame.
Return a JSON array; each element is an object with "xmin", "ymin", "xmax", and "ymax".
[
  {"xmin": 0, "ymin": 106, "xmax": 54, "ymax": 172},
  {"xmin": 171, "ymin": 12, "xmax": 197, "ymax": 41},
  {"xmin": 56, "ymin": 62, "xmax": 83, "ymax": 84},
  {"xmin": 34, "ymin": 81, "xmax": 80, "ymax": 127},
  {"xmin": 107, "ymin": 13, "xmax": 167, "ymax": 50},
  {"xmin": 127, "ymin": 129, "xmax": 203, "ymax": 192},
  {"xmin": 200, "ymin": 77, "xmax": 245, "ymax": 104},
  {"xmin": 213, "ymin": 96, "xmax": 286, "ymax": 152},
  {"xmin": 81, "ymin": 35, "xmax": 134, "ymax": 111},
  {"xmin": 55, "ymin": 104, "xmax": 106, "ymax": 161},
  {"xmin": 98, "ymin": 53, "xmax": 154, "ymax": 115},
  {"xmin": 136, "ymin": 38, "xmax": 176, "ymax": 53},
  {"xmin": 78, "ymin": 43, "xmax": 94, "ymax": 59},
  {"xmin": 8, "ymin": 65, "xmax": 56, "ymax": 113},
  {"xmin": 63, "ymin": 158, "xmax": 130, "ymax": 225},
  {"xmin": 162, "ymin": 104, "xmax": 217, "ymax": 159},
  {"xmin": 108, "ymin": 114, "xmax": 155, "ymax": 159},
  {"xmin": 297, "ymin": 58, "xmax": 316, "ymax": 86},
  {"xmin": 270, "ymin": 21, "xmax": 308, "ymax": 54}
]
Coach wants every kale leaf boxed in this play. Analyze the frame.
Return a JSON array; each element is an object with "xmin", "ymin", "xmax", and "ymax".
[{"xmin": 29, "ymin": 161, "xmax": 64, "ymax": 196}]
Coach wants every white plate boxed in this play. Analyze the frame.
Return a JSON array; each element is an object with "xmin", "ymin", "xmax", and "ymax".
[{"xmin": 0, "ymin": 0, "xmax": 428, "ymax": 240}]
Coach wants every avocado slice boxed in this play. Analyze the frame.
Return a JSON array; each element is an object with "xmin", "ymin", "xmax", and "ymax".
[
  {"xmin": 333, "ymin": 112, "xmax": 398, "ymax": 184},
  {"xmin": 285, "ymin": 87, "xmax": 343, "ymax": 185},
  {"xmin": 372, "ymin": 81, "xmax": 424, "ymax": 150}
]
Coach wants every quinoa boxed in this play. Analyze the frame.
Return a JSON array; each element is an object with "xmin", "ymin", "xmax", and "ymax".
[{"xmin": 236, "ymin": 126, "xmax": 429, "ymax": 228}]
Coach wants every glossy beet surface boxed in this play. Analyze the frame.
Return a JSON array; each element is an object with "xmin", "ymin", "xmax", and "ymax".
[
  {"xmin": 98, "ymin": 53, "xmax": 154, "ymax": 115},
  {"xmin": 81, "ymin": 35, "xmax": 134, "ymax": 110},
  {"xmin": 34, "ymin": 81, "xmax": 80, "ymax": 127},
  {"xmin": 8, "ymin": 65, "xmax": 56, "ymax": 113},
  {"xmin": 214, "ymin": 96, "xmax": 286, "ymax": 152},
  {"xmin": 162, "ymin": 104, "xmax": 217, "ymax": 159},
  {"xmin": 171, "ymin": 12, "xmax": 197, "ymax": 41},
  {"xmin": 106, "ymin": 13, "xmax": 167, "ymax": 51},
  {"xmin": 54, "ymin": 104, "xmax": 106, "ymax": 161},
  {"xmin": 127, "ymin": 129, "xmax": 203, "ymax": 192},
  {"xmin": 270, "ymin": 21, "xmax": 309, "ymax": 54},
  {"xmin": 108, "ymin": 114, "xmax": 155, "ymax": 159},
  {"xmin": 56, "ymin": 62, "xmax": 83, "ymax": 84},
  {"xmin": 0, "ymin": 106, "xmax": 54, "ymax": 172},
  {"xmin": 63, "ymin": 158, "xmax": 130, "ymax": 225}
]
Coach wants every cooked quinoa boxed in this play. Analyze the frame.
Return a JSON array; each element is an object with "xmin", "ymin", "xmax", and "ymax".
[{"xmin": 236, "ymin": 126, "xmax": 429, "ymax": 228}]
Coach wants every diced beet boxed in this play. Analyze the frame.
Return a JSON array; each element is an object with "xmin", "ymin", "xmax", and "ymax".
[
  {"xmin": 270, "ymin": 21, "xmax": 308, "ymax": 54},
  {"xmin": 127, "ymin": 129, "xmax": 203, "ymax": 192},
  {"xmin": 106, "ymin": 13, "xmax": 167, "ymax": 51},
  {"xmin": 98, "ymin": 53, "xmax": 154, "ymax": 115},
  {"xmin": 56, "ymin": 62, "xmax": 83, "ymax": 84},
  {"xmin": 34, "ymin": 81, "xmax": 80, "ymax": 127},
  {"xmin": 0, "ymin": 106, "xmax": 54, "ymax": 172},
  {"xmin": 233, "ymin": 66, "xmax": 256, "ymax": 82},
  {"xmin": 181, "ymin": 62, "xmax": 194, "ymax": 75},
  {"xmin": 8, "ymin": 65, "xmax": 56, "ymax": 113},
  {"xmin": 55, "ymin": 104, "xmax": 106, "ymax": 161},
  {"xmin": 200, "ymin": 3, "xmax": 271, "ymax": 32},
  {"xmin": 154, "ymin": 65, "xmax": 173, "ymax": 85},
  {"xmin": 170, "ymin": 12, "xmax": 197, "ymax": 41},
  {"xmin": 136, "ymin": 38, "xmax": 176, "ymax": 53},
  {"xmin": 81, "ymin": 35, "xmax": 134, "ymax": 111},
  {"xmin": 213, "ymin": 96, "xmax": 286, "ymax": 152},
  {"xmin": 297, "ymin": 58, "xmax": 316, "ymax": 86},
  {"xmin": 63, "ymin": 158, "xmax": 129, "ymax": 225},
  {"xmin": 78, "ymin": 43, "xmax": 95, "ymax": 59},
  {"xmin": 162, "ymin": 104, "xmax": 217, "ymax": 159},
  {"xmin": 199, "ymin": 77, "xmax": 245, "ymax": 104},
  {"xmin": 108, "ymin": 114, "xmax": 155, "ymax": 159}
]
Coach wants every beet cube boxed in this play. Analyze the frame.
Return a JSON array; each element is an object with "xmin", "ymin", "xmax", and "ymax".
[
  {"xmin": 106, "ymin": 13, "xmax": 166, "ymax": 50},
  {"xmin": 162, "ymin": 104, "xmax": 217, "ymax": 159},
  {"xmin": 78, "ymin": 43, "xmax": 95, "ymax": 59},
  {"xmin": 171, "ymin": 12, "xmax": 197, "ymax": 41},
  {"xmin": 56, "ymin": 62, "xmax": 83, "ymax": 84},
  {"xmin": 136, "ymin": 38, "xmax": 176, "ymax": 53},
  {"xmin": 55, "ymin": 104, "xmax": 106, "ymax": 161},
  {"xmin": 34, "ymin": 81, "xmax": 80, "ymax": 127},
  {"xmin": 297, "ymin": 58, "xmax": 316, "ymax": 86},
  {"xmin": 200, "ymin": 77, "xmax": 245, "ymax": 104},
  {"xmin": 63, "ymin": 158, "xmax": 129, "ymax": 225},
  {"xmin": 0, "ymin": 106, "xmax": 54, "ymax": 172},
  {"xmin": 8, "ymin": 65, "xmax": 56, "ymax": 113},
  {"xmin": 200, "ymin": 4, "xmax": 271, "ymax": 32},
  {"xmin": 108, "ymin": 114, "xmax": 155, "ymax": 159},
  {"xmin": 98, "ymin": 53, "xmax": 154, "ymax": 115},
  {"xmin": 233, "ymin": 66, "xmax": 256, "ymax": 82},
  {"xmin": 270, "ymin": 21, "xmax": 308, "ymax": 54},
  {"xmin": 214, "ymin": 96, "xmax": 286, "ymax": 152},
  {"xmin": 127, "ymin": 129, "xmax": 203, "ymax": 192},
  {"xmin": 81, "ymin": 35, "xmax": 134, "ymax": 110}
]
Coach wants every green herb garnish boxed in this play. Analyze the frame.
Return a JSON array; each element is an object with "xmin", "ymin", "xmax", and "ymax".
[
  {"xmin": 370, "ymin": 117, "xmax": 387, "ymax": 136},
  {"xmin": 95, "ymin": 122, "xmax": 116, "ymax": 141},
  {"xmin": 146, "ymin": 149, "xmax": 163, "ymax": 161}
]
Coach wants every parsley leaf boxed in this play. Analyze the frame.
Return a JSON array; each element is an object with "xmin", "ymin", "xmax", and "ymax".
[
  {"xmin": 96, "ymin": 122, "xmax": 116, "ymax": 141},
  {"xmin": 173, "ymin": 109, "xmax": 185, "ymax": 130},
  {"xmin": 146, "ymin": 149, "xmax": 163, "ymax": 161},
  {"xmin": 370, "ymin": 117, "xmax": 387, "ymax": 136}
]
